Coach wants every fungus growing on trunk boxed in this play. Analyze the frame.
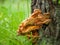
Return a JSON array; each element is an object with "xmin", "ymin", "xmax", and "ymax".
[{"xmin": 17, "ymin": 9, "xmax": 51, "ymax": 44}]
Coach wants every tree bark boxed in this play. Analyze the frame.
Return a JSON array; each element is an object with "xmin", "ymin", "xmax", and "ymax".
[{"xmin": 31, "ymin": 0, "xmax": 60, "ymax": 45}]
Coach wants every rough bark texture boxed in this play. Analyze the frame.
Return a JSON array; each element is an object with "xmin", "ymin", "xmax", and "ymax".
[{"xmin": 31, "ymin": 0, "xmax": 60, "ymax": 45}]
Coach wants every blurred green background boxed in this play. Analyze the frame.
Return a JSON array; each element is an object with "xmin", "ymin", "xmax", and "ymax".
[{"xmin": 0, "ymin": 0, "xmax": 32, "ymax": 45}]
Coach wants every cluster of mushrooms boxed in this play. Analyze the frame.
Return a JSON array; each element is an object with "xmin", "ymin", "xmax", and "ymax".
[{"xmin": 17, "ymin": 9, "xmax": 51, "ymax": 44}]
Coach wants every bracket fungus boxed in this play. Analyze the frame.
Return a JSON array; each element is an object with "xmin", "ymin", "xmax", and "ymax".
[{"xmin": 17, "ymin": 9, "xmax": 51, "ymax": 39}]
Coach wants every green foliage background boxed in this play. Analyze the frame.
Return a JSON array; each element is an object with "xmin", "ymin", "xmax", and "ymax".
[{"xmin": 0, "ymin": 0, "xmax": 31, "ymax": 45}]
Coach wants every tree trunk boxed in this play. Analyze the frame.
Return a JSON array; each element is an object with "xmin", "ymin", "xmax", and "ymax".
[{"xmin": 31, "ymin": 0, "xmax": 60, "ymax": 45}]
